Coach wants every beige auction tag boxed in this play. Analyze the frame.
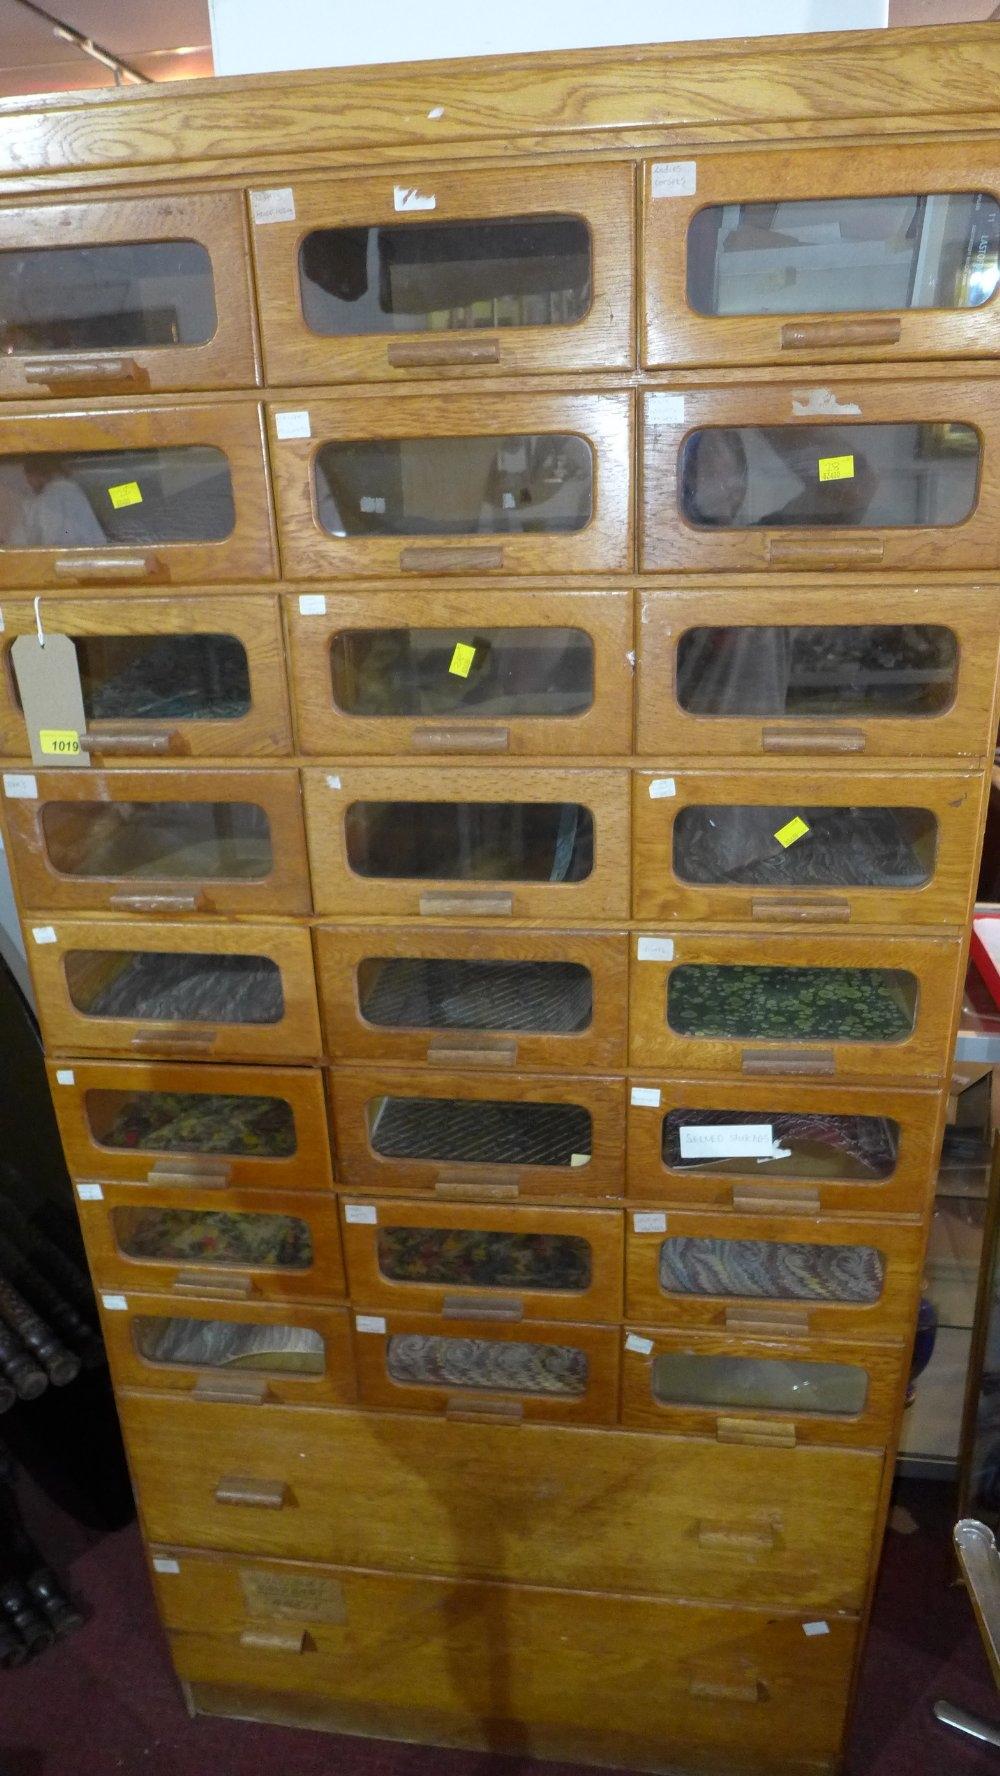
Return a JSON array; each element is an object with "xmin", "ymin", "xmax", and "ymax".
[{"xmin": 11, "ymin": 633, "xmax": 89, "ymax": 769}]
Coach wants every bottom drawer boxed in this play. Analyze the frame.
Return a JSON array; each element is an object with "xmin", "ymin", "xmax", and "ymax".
[
  {"xmin": 156, "ymin": 1551, "xmax": 858, "ymax": 1774},
  {"xmin": 119, "ymin": 1394, "xmax": 883, "ymax": 1609}
]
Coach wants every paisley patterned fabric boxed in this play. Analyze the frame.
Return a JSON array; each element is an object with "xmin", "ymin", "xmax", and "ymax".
[
  {"xmin": 95, "ymin": 1090, "xmax": 296, "ymax": 1157},
  {"xmin": 133, "ymin": 1314, "xmax": 324, "ymax": 1373},
  {"xmin": 674, "ymin": 804, "xmax": 932, "ymax": 889},
  {"xmin": 360, "ymin": 956, "xmax": 592, "ymax": 1035},
  {"xmin": 378, "ymin": 1226, "xmax": 592, "ymax": 1291},
  {"xmin": 658, "ymin": 1236, "xmax": 885, "ymax": 1303},
  {"xmin": 667, "ymin": 964, "xmax": 915, "ymax": 1044},
  {"xmin": 386, "ymin": 1333, "xmax": 588, "ymax": 1397},
  {"xmin": 662, "ymin": 1109, "xmax": 899, "ymax": 1181},
  {"xmin": 82, "ymin": 952, "xmax": 283, "ymax": 1025},
  {"xmin": 369, "ymin": 1096, "xmax": 591, "ymax": 1168},
  {"xmin": 116, "ymin": 1208, "xmax": 312, "ymax": 1269}
]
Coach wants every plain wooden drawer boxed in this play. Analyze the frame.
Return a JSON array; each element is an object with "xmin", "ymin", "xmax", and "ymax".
[
  {"xmin": 315, "ymin": 923, "xmax": 629, "ymax": 1074},
  {"xmin": 119, "ymin": 1392, "xmax": 884, "ymax": 1608},
  {"xmin": 155, "ymin": 1551, "xmax": 858, "ymax": 1774}
]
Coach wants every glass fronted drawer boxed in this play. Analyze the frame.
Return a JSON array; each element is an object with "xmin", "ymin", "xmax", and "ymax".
[
  {"xmin": 0, "ymin": 403, "xmax": 274, "ymax": 586},
  {"xmin": 625, "ymin": 1207, "xmax": 923, "ymax": 1342},
  {"xmin": 28, "ymin": 918, "xmax": 321, "ymax": 1064},
  {"xmin": 340, "ymin": 1197, "xmax": 623, "ymax": 1323},
  {"xmin": 643, "ymin": 143, "xmax": 1000, "ymax": 370},
  {"xmin": 100, "ymin": 1293, "xmax": 354, "ymax": 1408},
  {"xmin": 302, "ymin": 765, "xmax": 629, "ymax": 921},
  {"xmin": 251, "ymin": 163, "xmax": 633, "ymax": 384},
  {"xmin": 3, "ymin": 767, "xmax": 310, "ymax": 916},
  {"xmin": 80, "ymin": 1183, "xmax": 344, "ymax": 1304},
  {"xmin": 632, "ymin": 768, "xmax": 981, "ymax": 927},
  {"xmin": 330, "ymin": 1065, "xmax": 626, "ymax": 1202},
  {"xmin": 285, "ymin": 586, "xmax": 632, "ymax": 757},
  {"xmin": 48, "ymin": 1059, "xmax": 333, "ymax": 1192},
  {"xmin": 636, "ymin": 584, "xmax": 1000, "ymax": 763},
  {"xmin": 0, "ymin": 191, "xmax": 258, "ymax": 398},
  {"xmin": 628, "ymin": 929, "xmax": 961, "ymax": 1084},
  {"xmin": 315, "ymin": 924, "xmax": 628, "ymax": 1074},
  {"xmin": 626, "ymin": 1075, "xmax": 942, "ymax": 1218},
  {"xmin": 268, "ymin": 392, "xmax": 631, "ymax": 579},
  {"xmin": 641, "ymin": 381, "xmax": 997, "ymax": 574},
  {"xmin": 621, "ymin": 1325, "xmax": 901, "ymax": 1448},
  {"xmin": 352, "ymin": 1308, "xmax": 618, "ymax": 1426},
  {"xmin": 0, "ymin": 594, "xmax": 291, "ymax": 761}
]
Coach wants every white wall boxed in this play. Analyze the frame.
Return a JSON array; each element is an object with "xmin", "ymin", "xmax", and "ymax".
[{"xmin": 209, "ymin": 0, "xmax": 887, "ymax": 77}]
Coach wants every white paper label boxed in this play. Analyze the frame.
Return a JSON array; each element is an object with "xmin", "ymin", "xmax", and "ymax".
[
  {"xmin": 101, "ymin": 1293, "xmax": 128, "ymax": 1312},
  {"xmin": 636, "ymin": 936, "xmax": 674, "ymax": 962},
  {"xmin": 298, "ymin": 594, "xmax": 327, "ymax": 615},
  {"xmin": 569, "ymin": 1152, "xmax": 589, "ymax": 1167},
  {"xmin": 647, "ymin": 393, "xmax": 686, "ymax": 424},
  {"xmin": 55, "ymin": 1068, "xmax": 75, "ymax": 1085},
  {"xmin": 250, "ymin": 186, "xmax": 295, "ymax": 224},
  {"xmin": 394, "ymin": 184, "xmax": 436, "ymax": 211},
  {"xmin": 275, "ymin": 409, "xmax": 311, "ymax": 440},
  {"xmin": 652, "ymin": 160, "xmax": 697, "ymax": 198},
  {"xmin": 758, "ymin": 1143, "xmax": 793, "ymax": 1163},
  {"xmin": 630, "ymin": 1086, "xmax": 661, "ymax": 1108},
  {"xmin": 355, "ymin": 1314, "xmax": 386, "ymax": 1335},
  {"xmin": 31, "ymin": 926, "xmax": 57, "ymax": 945},
  {"xmin": 625, "ymin": 1333, "xmax": 654, "ymax": 1355},
  {"xmin": 344, "ymin": 1203, "xmax": 378, "ymax": 1224},
  {"xmin": 648, "ymin": 777, "xmax": 676, "ymax": 799},
  {"xmin": 803, "ymin": 1621, "xmax": 830, "ymax": 1638},
  {"xmin": 3, "ymin": 773, "xmax": 36, "ymax": 799},
  {"xmin": 76, "ymin": 1182, "xmax": 103, "ymax": 1202},
  {"xmin": 326, "ymin": 773, "xmax": 342, "ymax": 789},
  {"xmin": 359, "ymin": 494, "xmax": 387, "ymax": 513},
  {"xmin": 153, "ymin": 1557, "xmax": 180, "ymax": 1575},
  {"xmin": 679, "ymin": 1123, "xmax": 774, "ymax": 1160},
  {"xmin": 0, "ymin": 608, "xmax": 5, "ymax": 631},
  {"xmin": 633, "ymin": 1211, "xmax": 667, "ymax": 1233}
]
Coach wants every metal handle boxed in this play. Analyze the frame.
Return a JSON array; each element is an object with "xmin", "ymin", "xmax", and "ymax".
[
  {"xmin": 173, "ymin": 1270, "xmax": 254, "ymax": 1299},
  {"xmin": 762, "ymin": 726, "xmax": 866, "ymax": 755},
  {"xmin": 388, "ymin": 339, "xmax": 500, "ymax": 368},
  {"xmin": 419, "ymin": 891, "xmax": 513, "ymax": 917},
  {"xmin": 766, "ymin": 537, "xmax": 885, "ymax": 567},
  {"xmin": 781, "ymin": 317, "xmax": 901, "ymax": 349},
  {"xmin": 696, "ymin": 1518, "xmax": 778, "ymax": 1552},
  {"xmin": 193, "ymin": 1374, "xmax": 268, "ymax": 1404},
  {"xmin": 717, "ymin": 1416, "xmax": 797, "ymax": 1448},
  {"xmin": 411, "ymin": 726, "xmax": 510, "ymax": 753},
  {"xmin": 79, "ymin": 729, "xmax": 178, "ymax": 756},
  {"xmin": 445, "ymin": 1396, "xmax": 523, "ymax": 1423},
  {"xmin": 23, "ymin": 356, "xmax": 148, "ymax": 390},
  {"xmin": 53, "ymin": 554, "xmax": 159, "ymax": 581},
  {"xmin": 732, "ymin": 1186, "xmax": 821, "ymax": 1215},
  {"xmin": 434, "ymin": 1175, "xmax": 519, "ymax": 1201},
  {"xmin": 751, "ymin": 897, "xmax": 850, "ymax": 924},
  {"xmin": 426, "ymin": 1037, "xmax": 517, "ymax": 1068},
  {"xmin": 742, "ymin": 1047, "xmax": 835, "ymax": 1077},
  {"xmin": 110, "ymin": 892, "xmax": 206, "ymax": 914},
  {"xmin": 214, "ymin": 1475, "xmax": 288, "ymax": 1509},
  {"xmin": 400, "ymin": 546, "xmax": 504, "ymax": 573},
  {"xmin": 725, "ymin": 1304, "xmax": 810, "ymax": 1335},
  {"xmin": 130, "ymin": 1029, "xmax": 217, "ymax": 1052},
  {"xmin": 688, "ymin": 1676, "xmax": 763, "ymax": 1704},
  {"xmin": 147, "ymin": 1159, "xmax": 231, "ymax": 1186},
  {"xmin": 442, "ymin": 1294, "xmax": 524, "ymax": 1322},
  {"xmin": 239, "ymin": 1627, "xmax": 308, "ymax": 1654}
]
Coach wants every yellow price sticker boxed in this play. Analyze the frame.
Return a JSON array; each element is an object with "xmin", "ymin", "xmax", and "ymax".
[
  {"xmin": 817, "ymin": 454, "xmax": 855, "ymax": 483},
  {"xmin": 108, "ymin": 481, "xmax": 143, "ymax": 509},
  {"xmin": 774, "ymin": 815, "xmax": 810, "ymax": 849},
  {"xmin": 449, "ymin": 642, "xmax": 476, "ymax": 678},
  {"xmin": 39, "ymin": 729, "xmax": 80, "ymax": 757}
]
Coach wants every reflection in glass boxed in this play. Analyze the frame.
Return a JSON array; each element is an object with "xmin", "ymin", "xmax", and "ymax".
[
  {"xmin": 675, "ymin": 624, "xmax": 959, "ymax": 720},
  {"xmin": 673, "ymin": 804, "xmax": 937, "ymax": 889},
  {"xmin": 0, "ymin": 239, "xmax": 217, "ymax": 354},
  {"xmin": 314, "ymin": 435, "xmax": 592, "ymax": 537},
  {"xmin": 367, "ymin": 1094, "xmax": 591, "ymax": 1168},
  {"xmin": 345, "ymin": 801, "xmax": 593, "ymax": 883},
  {"xmin": 678, "ymin": 424, "xmax": 979, "ymax": 530},
  {"xmin": 661, "ymin": 1108, "xmax": 899, "ymax": 1181},
  {"xmin": 386, "ymin": 1332, "xmax": 588, "ymax": 1396},
  {"xmin": 85, "ymin": 1089, "xmax": 296, "ymax": 1156},
  {"xmin": 113, "ymin": 1207, "xmax": 311, "ymax": 1268},
  {"xmin": 60, "ymin": 634, "xmax": 251, "ymax": 724},
  {"xmin": 299, "ymin": 216, "xmax": 592, "ymax": 337},
  {"xmin": 377, "ymin": 1225, "xmax": 592, "ymax": 1291},
  {"xmin": 64, "ymin": 950, "xmax": 284, "ymax": 1025},
  {"xmin": 686, "ymin": 192, "xmax": 1000, "ymax": 317},
  {"xmin": 330, "ymin": 626, "xmax": 593, "ymax": 719},
  {"xmin": 40, "ymin": 800, "xmax": 272, "ymax": 881},
  {"xmin": 651, "ymin": 1350, "xmax": 869, "ymax": 1415},
  {"xmin": 666, "ymin": 964, "xmax": 917, "ymax": 1043},
  {"xmin": 358, "ymin": 956, "xmax": 593, "ymax": 1034},
  {"xmin": 658, "ymin": 1236, "xmax": 884, "ymax": 1303},
  {"xmin": 0, "ymin": 448, "xmax": 235, "ymax": 549},
  {"xmin": 133, "ymin": 1315, "xmax": 325, "ymax": 1374}
]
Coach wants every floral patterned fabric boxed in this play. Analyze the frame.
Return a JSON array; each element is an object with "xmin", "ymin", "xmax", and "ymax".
[
  {"xmin": 667, "ymin": 964, "xmax": 915, "ymax": 1044},
  {"xmin": 116, "ymin": 1208, "xmax": 312, "ymax": 1269},
  {"xmin": 386, "ymin": 1333, "xmax": 588, "ymax": 1397},
  {"xmin": 658, "ymin": 1236, "xmax": 884, "ymax": 1303},
  {"xmin": 95, "ymin": 1090, "xmax": 296, "ymax": 1157},
  {"xmin": 377, "ymin": 1225, "xmax": 592, "ymax": 1291}
]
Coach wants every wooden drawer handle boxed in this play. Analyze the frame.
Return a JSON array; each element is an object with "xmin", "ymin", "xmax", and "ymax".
[
  {"xmin": 193, "ymin": 1374, "xmax": 269, "ymax": 1405},
  {"xmin": 419, "ymin": 891, "xmax": 513, "ymax": 917},
  {"xmin": 717, "ymin": 1416, "xmax": 797, "ymax": 1449},
  {"xmin": 751, "ymin": 897, "xmax": 850, "ymax": 923},
  {"xmin": 742, "ymin": 1048, "xmax": 835, "ymax": 1077},
  {"xmin": 688, "ymin": 1676, "xmax": 764, "ymax": 1704},
  {"xmin": 762, "ymin": 726, "xmax": 866, "ymax": 755},
  {"xmin": 110, "ymin": 891, "xmax": 206, "ymax": 915},
  {"xmin": 388, "ymin": 339, "xmax": 500, "ymax": 368},
  {"xmin": 53, "ymin": 554, "xmax": 160, "ymax": 581},
  {"xmin": 130, "ymin": 1029, "xmax": 217, "ymax": 1053},
  {"xmin": 426, "ymin": 1037, "xmax": 517, "ymax": 1068},
  {"xmin": 696, "ymin": 1518, "xmax": 778, "ymax": 1552},
  {"xmin": 400, "ymin": 546, "xmax": 504, "ymax": 573},
  {"xmin": 173, "ymin": 1270, "xmax": 254, "ymax": 1298},
  {"xmin": 411, "ymin": 726, "xmax": 510, "ymax": 753},
  {"xmin": 766, "ymin": 537, "xmax": 885, "ymax": 568},
  {"xmin": 214, "ymin": 1475, "xmax": 289, "ymax": 1509},
  {"xmin": 24, "ymin": 357, "xmax": 148, "ymax": 390},
  {"xmin": 725, "ymin": 1304, "xmax": 811, "ymax": 1335},
  {"xmin": 239, "ymin": 1627, "xmax": 308, "ymax": 1654},
  {"xmin": 732, "ymin": 1186, "xmax": 821, "ymax": 1216},
  {"xmin": 781, "ymin": 318, "xmax": 901, "ymax": 349},
  {"xmin": 434, "ymin": 1176, "xmax": 519, "ymax": 1201},
  {"xmin": 147, "ymin": 1160, "xmax": 231, "ymax": 1186},
  {"xmin": 442, "ymin": 1294, "xmax": 523, "ymax": 1322},
  {"xmin": 445, "ymin": 1396, "xmax": 523, "ymax": 1423},
  {"xmin": 79, "ymin": 729, "xmax": 178, "ymax": 756}
]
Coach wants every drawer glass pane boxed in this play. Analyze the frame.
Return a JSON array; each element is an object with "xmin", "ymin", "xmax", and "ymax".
[
  {"xmin": 64, "ymin": 950, "xmax": 284, "ymax": 1026},
  {"xmin": 133, "ymin": 1315, "xmax": 325, "ymax": 1374},
  {"xmin": 386, "ymin": 1331, "xmax": 589, "ymax": 1396},
  {"xmin": 358, "ymin": 957, "xmax": 593, "ymax": 1034},
  {"xmin": 675, "ymin": 623, "xmax": 959, "ymax": 719},
  {"xmin": 651, "ymin": 1350, "xmax": 868, "ymax": 1415},
  {"xmin": 299, "ymin": 216, "xmax": 591, "ymax": 337},
  {"xmin": 0, "ymin": 239, "xmax": 217, "ymax": 354},
  {"xmin": 662, "ymin": 1107, "xmax": 900, "ymax": 1182},
  {"xmin": 686, "ymin": 192, "xmax": 1000, "ymax": 317},
  {"xmin": 112, "ymin": 1207, "xmax": 312, "ymax": 1269},
  {"xmin": 330, "ymin": 626, "xmax": 594, "ymax": 719},
  {"xmin": 315, "ymin": 435, "xmax": 592, "ymax": 537},
  {"xmin": 0, "ymin": 448, "xmax": 234, "ymax": 548},
  {"xmin": 666, "ymin": 964, "xmax": 917, "ymax": 1043},
  {"xmin": 50, "ymin": 633, "xmax": 251, "ymax": 724},
  {"xmin": 678, "ymin": 424, "xmax": 979, "ymax": 530},
  {"xmin": 378, "ymin": 1224, "xmax": 593, "ymax": 1291},
  {"xmin": 658, "ymin": 1236, "xmax": 885, "ymax": 1303},
  {"xmin": 85, "ymin": 1089, "xmax": 297, "ymax": 1156},
  {"xmin": 367, "ymin": 1094, "xmax": 591, "ymax": 1168},
  {"xmin": 673, "ymin": 804, "xmax": 936, "ymax": 889},
  {"xmin": 345, "ymin": 801, "xmax": 593, "ymax": 883},
  {"xmin": 40, "ymin": 800, "xmax": 273, "ymax": 881}
]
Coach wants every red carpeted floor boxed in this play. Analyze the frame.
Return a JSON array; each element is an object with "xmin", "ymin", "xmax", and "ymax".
[{"xmin": 1, "ymin": 1476, "xmax": 997, "ymax": 1776}]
